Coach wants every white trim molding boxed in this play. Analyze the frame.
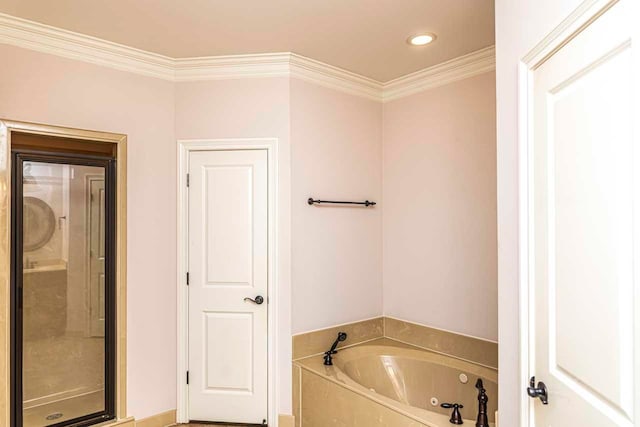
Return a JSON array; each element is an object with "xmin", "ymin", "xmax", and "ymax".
[
  {"xmin": 177, "ymin": 138, "xmax": 282, "ymax": 426},
  {"xmin": 0, "ymin": 11, "xmax": 495, "ymax": 102},
  {"xmin": 289, "ymin": 54, "xmax": 382, "ymax": 101},
  {"xmin": 383, "ymin": 45, "xmax": 496, "ymax": 101},
  {"xmin": 173, "ymin": 52, "xmax": 383, "ymax": 101},
  {"xmin": 174, "ymin": 52, "xmax": 291, "ymax": 81},
  {"xmin": 0, "ymin": 12, "xmax": 175, "ymax": 79}
]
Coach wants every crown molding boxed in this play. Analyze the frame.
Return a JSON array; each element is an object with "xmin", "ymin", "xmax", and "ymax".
[
  {"xmin": 174, "ymin": 52, "xmax": 291, "ymax": 81},
  {"xmin": 174, "ymin": 52, "xmax": 383, "ymax": 101},
  {"xmin": 0, "ymin": 12, "xmax": 494, "ymax": 102},
  {"xmin": 382, "ymin": 45, "xmax": 496, "ymax": 102},
  {"xmin": 289, "ymin": 54, "xmax": 383, "ymax": 101},
  {"xmin": 0, "ymin": 12, "xmax": 175, "ymax": 80}
]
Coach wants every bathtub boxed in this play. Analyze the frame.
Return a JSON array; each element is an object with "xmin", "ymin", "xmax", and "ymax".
[{"xmin": 294, "ymin": 338, "xmax": 497, "ymax": 427}]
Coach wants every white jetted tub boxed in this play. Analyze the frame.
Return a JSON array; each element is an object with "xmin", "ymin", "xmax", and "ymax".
[{"xmin": 295, "ymin": 339, "xmax": 497, "ymax": 427}]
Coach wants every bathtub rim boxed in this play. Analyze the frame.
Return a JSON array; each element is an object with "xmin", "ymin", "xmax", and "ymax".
[
  {"xmin": 293, "ymin": 335, "xmax": 499, "ymax": 372},
  {"xmin": 294, "ymin": 338, "xmax": 496, "ymax": 427}
]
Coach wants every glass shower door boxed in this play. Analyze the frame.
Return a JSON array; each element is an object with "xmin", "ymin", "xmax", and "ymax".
[{"xmin": 13, "ymin": 152, "xmax": 116, "ymax": 427}]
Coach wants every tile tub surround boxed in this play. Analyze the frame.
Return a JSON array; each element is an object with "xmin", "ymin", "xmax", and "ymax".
[
  {"xmin": 384, "ymin": 317, "xmax": 498, "ymax": 369},
  {"xmin": 294, "ymin": 339, "xmax": 497, "ymax": 427},
  {"xmin": 292, "ymin": 317, "xmax": 384, "ymax": 360},
  {"xmin": 292, "ymin": 316, "xmax": 498, "ymax": 368}
]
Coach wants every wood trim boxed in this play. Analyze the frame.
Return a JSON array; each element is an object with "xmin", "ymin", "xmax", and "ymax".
[
  {"xmin": 99, "ymin": 417, "xmax": 135, "ymax": 427},
  {"xmin": 278, "ymin": 414, "xmax": 295, "ymax": 427},
  {"xmin": 0, "ymin": 119, "xmax": 127, "ymax": 426},
  {"xmin": 134, "ymin": 410, "xmax": 176, "ymax": 427},
  {"xmin": 11, "ymin": 132, "xmax": 117, "ymax": 157}
]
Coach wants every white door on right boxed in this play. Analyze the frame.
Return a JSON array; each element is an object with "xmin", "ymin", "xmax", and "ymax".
[{"xmin": 530, "ymin": 0, "xmax": 639, "ymax": 426}]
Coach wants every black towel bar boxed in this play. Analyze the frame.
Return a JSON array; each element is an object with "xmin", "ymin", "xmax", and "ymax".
[{"xmin": 307, "ymin": 197, "xmax": 376, "ymax": 207}]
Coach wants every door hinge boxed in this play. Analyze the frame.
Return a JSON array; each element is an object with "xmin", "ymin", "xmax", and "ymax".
[
  {"xmin": 186, "ymin": 371, "xmax": 189, "ymax": 384},
  {"xmin": 186, "ymin": 173, "xmax": 190, "ymax": 187},
  {"xmin": 186, "ymin": 272, "xmax": 189, "ymax": 285}
]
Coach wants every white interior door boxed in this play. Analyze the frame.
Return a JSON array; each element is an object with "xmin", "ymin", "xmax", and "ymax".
[
  {"xmin": 188, "ymin": 149, "xmax": 268, "ymax": 424},
  {"xmin": 529, "ymin": 0, "xmax": 639, "ymax": 425}
]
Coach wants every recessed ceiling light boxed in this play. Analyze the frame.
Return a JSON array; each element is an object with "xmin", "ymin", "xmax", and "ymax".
[{"xmin": 407, "ymin": 33, "xmax": 437, "ymax": 46}]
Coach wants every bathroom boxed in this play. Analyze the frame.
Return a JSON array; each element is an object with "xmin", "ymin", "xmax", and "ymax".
[{"xmin": 0, "ymin": 1, "xmax": 638, "ymax": 427}]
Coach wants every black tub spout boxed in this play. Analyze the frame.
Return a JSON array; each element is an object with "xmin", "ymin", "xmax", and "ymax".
[{"xmin": 323, "ymin": 332, "xmax": 347, "ymax": 365}]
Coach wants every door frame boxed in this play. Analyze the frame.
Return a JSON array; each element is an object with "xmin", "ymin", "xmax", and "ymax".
[
  {"xmin": 176, "ymin": 138, "xmax": 280, "ymax": 425},
  {"xmin": 516, "ymin": 0, "xmax": 636, "ymax": 425},
  {"xmin": 0, "ymin": 119, "xmax": 128, "ymax": 426}
]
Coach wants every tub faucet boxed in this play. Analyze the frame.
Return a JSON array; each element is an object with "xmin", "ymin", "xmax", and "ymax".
[
  {"xmin": 440, "ymin": 403, "xmax": 463, "ymax": 424},
  {"xmin": 323, "ymin": 332, "xmax": 347, "ymax": 365},
  {"xmin": 475, "ymin": 378, "xmax": 489, "ymax": 427}
]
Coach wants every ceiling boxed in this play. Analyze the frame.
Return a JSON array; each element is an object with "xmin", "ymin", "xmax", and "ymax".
[{"xmin": 0, "ymin": 0, "xmax": 495, "ymax": 82}]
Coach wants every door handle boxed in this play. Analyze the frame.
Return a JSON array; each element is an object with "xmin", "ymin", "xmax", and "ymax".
[
  {"xmin": 244, "ymin": 295, "xmax": 264, "ymax": 305},
  {"xmin": 527, "ymin": 376, "xmax": 549, "ymax": 404}
]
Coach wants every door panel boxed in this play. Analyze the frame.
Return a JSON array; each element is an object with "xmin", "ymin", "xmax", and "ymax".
[
  {"xmin": 204, "ymin": 164, "xmax": 254, "ymax": 285},
  {"xmin": 203, "ymin": 312, "xmax": 253, "ymax": 392},
  {"xmin": 530, "ymin": 1, "xmax": 638, "ymax": 425},
  {"xmin": 188, "ymin": 149, "xmax": 268, "ymax": 424}
]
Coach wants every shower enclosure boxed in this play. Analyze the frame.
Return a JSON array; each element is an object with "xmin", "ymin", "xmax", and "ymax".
[{"xmin": 11, "ymin": 136, "xmax": 117, "ymax": 427}]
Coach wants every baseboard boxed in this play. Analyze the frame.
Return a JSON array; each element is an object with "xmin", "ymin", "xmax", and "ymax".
[
  {"xmin": 135, "ymin": 410, "xmax": 176, "ymax": 427},
  {"xmin": 105, "ymin": 417, "xmax": 136, "ymax": 427},
  {"xmin": 278, "ymin": 414, "xmax": 295, "ymax": 427},
  {"xmin": 140, "ymin": 410, "xmax": 288, "ymax": 426}
]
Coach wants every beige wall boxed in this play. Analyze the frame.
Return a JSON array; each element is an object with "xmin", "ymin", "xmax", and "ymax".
[
  {"xmin": 0, "ymin": 44, "xmax": 177, "ymax": 419},
  {"xmin": 174, "ymin": 77, "xmax": 293, "ymax": 414},
  {"xmin": 290, "ymin": 78, "xmax": 383, "ymax": 334},
  {"xmin": 0, "ymin": 39, "xmax": 499, "ymax": 420},
  {"xmin": 495, "ymin": 0, "xmax": 582, "ymax": 424},
  {"xmin": 382, "ymin": 71, "xmax": 497, "ymax": 341}
]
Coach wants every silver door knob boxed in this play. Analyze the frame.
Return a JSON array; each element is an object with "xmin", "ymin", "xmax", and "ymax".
[{"xmin": 244, "ymin": 295, "xmax": 264, "ymax": 305}]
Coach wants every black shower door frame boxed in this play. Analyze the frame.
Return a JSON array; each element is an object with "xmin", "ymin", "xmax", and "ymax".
[{"xmin": 10, "ymin": 149, "xmax": 117, "ymax": 427}]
